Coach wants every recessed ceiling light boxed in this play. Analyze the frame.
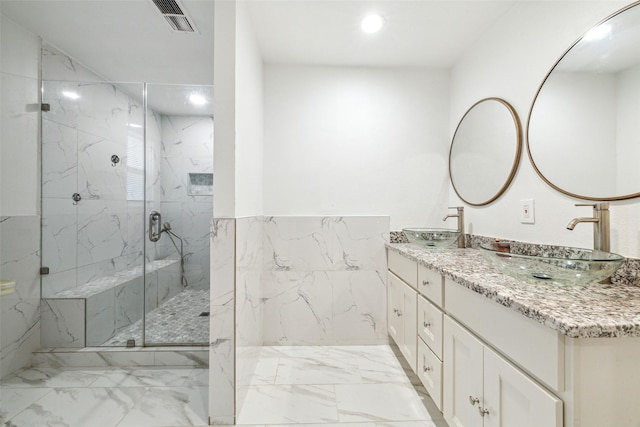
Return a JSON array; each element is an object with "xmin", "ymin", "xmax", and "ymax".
[
  {"xmin": 189, "ymin": 94, "xmax": 207, "ymax": 106},
  {"xmin": 62, "ymin": 91, "xmax": 80, "ymax": 100},
  {"xmin": 584, "ymin": 24, "xmax": 611, "ymax": 42},
  {"xmin": 361, "ymin": 14, "xmax": 385, "ymax": 34}
]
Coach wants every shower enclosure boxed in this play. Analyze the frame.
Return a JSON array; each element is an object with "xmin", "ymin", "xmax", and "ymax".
[{"xmin": 40, "ymin": 67, "xmax": 213, "ymax": 347}]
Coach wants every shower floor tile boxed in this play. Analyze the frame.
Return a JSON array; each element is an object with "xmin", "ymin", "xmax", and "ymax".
[{"xmin": 104, "ymin": 289, "xmax": 209, "ymax": 346}]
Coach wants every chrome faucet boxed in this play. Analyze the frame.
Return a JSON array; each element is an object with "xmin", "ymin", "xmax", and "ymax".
[
  {"xmin": 443, "ymin": 206, "xmax": 465, "ymax": 248},
  {"xmin": 566, "ymin": 203, "xmax": 610, "ymax": 252}
]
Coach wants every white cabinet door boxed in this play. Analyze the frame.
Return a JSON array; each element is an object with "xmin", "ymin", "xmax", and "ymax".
[
  {"xmin": 444, "ymin": 316, "xmax": 484, "ymax": 427},
  {"xmin": 400, "ymin": 280, "xmax": 417, "ymax": 372},
  {"xmin": 387, "ymin": 272, "xmax": 403, "ymax": 346},
  {"xmin": 483, "ymin": 346, "xmax": 562, "ymax": 427}
]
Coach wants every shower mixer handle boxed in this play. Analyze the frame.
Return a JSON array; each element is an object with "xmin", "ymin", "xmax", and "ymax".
[{"xmin": 149, "ymin": 211, "xmax": 162, "ymax": 242}]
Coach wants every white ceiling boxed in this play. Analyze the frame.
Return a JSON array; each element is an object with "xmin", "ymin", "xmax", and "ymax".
[
  {"xmin": 246, "ymin": 0, "xmax": 517, "ymax": 68},
  {"xmin": 1, "ymin": 0, "xmax": 520, "ymax": 86}
]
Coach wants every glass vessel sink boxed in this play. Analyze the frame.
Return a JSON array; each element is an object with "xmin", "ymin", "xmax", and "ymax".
[
  {"xmin": 479, "ymin": 243, "xmax": 624, "ymax": 286},
  {"xmin": 402, "ymin": 228, "xmax": 462, "ymax": 248}
]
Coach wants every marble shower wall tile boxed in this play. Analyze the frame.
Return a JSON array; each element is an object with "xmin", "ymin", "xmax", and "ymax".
[
  {"xmin": 210, "ymin": 218, "xmax": 237, "ymax": 423},
  {"xmin": 40, "ymin": 299, "xmax": 85, "ymax": 348},
  {"xmin": 41, "ymin": 119, "xmax": 78, "ymax": 199},
  {"xmin": 42, "ymin": 43, "xmax": 104, "ymax": 82},
  {"xmin": 236, "ymin": 217, "xmax": 265, "ymax": 416},
  {"xmin": 263, "ymin": 216, "xmax": 389, "ymax": 345},
  {"xmin": 0, "ymin": 216, "xmax": 41, "ymax": 379}
]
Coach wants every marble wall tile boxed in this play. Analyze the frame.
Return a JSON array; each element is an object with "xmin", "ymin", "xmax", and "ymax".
[
  {"xmin": 40, "ymin": 299, "xmax": 85, "ymax": 348},
  {"xmin": 77, "ymin": 199, "xmax": 127, "ymax": 267},
  {"xmin": 211, "ymin": 219, "xmax": 235, "ymax": 305},
  {"xmin": 157, "ymin": 260, "xmax": 182, "ymax": 304},
  {"xmin": 41, "ymin": 197, "xmax": 77, "ymax": 281},
  {"xmin": 42, "ymin": 43, "xmax": 103, "ymax": 82},
  {"xmin": 145, "ymin": 271, "xmax": 159, "ymax": 314},
  {"xmin": 264, "ymin": 217, "xmax": 335, "ymax": 271},
  {"xmin": 125, "ymin": 201, "xmax": 144, "ymax": 256},
  {"xmin": 41, "ymin": 119, "xmax": 78, "ymax": 199},
  {"xmin": 209, "ymin": 304, "xmax": 235, "ymax": 424},
  {"xmin": 236, "ymin": 216, "xmax": 264, "ymax": 415},
  {"xmin": 75, "ymin": 82, "xmax": 131, "ymax": 143},
  {"xmin": 262, "ymin": 216, "xmax": 389, "ymax": 346},
  {"xmin": 86, "ymin": 289, "xmax": 115, "ymax": 346},
  {"xmin": 210, "ymin": 218, "xmax": 237, "ymax": 423},
  {"xmin": 331, "ymin": 271, "xmax": 388, "ymax": 344},
  {"xmin": 263, "ymin": 271, "xmax": 334, "ymax": 345},
  {"xmin": 0, "ymin": 216, "xmax": 41, "ymax": 378},
  {"xmin": 41, "ymin": 269, "xmax": 76, "ymax": 298},
  {"xmin": 115, "ymin": 277, "xmax": 143, "ymax": 331},
  {"xmin": 77, "ymin": 130, "xmax": 127, "ymax": 201},
  {"xmin": 332, "ymin": 216, "xmax": 389, "ymax": 271}
]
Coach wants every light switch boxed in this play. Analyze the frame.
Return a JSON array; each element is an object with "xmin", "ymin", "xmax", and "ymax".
[{"xmin": 520, "ymin": 199, "xmax": 535, "ymax": 224}]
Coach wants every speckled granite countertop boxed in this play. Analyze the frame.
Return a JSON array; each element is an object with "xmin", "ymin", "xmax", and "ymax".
[{"xmin": 387, "ymin": 243, "xmax": 640, "ymax": 339}]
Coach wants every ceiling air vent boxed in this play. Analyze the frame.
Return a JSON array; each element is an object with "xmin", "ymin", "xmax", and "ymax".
[{"xmin": 151, "ymin": 0, "xmax": 197, "ymax": 33}]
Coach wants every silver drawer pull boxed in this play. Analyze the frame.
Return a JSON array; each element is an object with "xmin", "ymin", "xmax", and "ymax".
[
  {"xmin": 397, "ymin": 310, "xmax": 403, "ymax": 317},
  {"xmin": 422, "ymin": 280, "xmax": 430, "ymax": 286},
  {"xmin": 393, "ymin": 308, "xmax": 398, "ymax": 314},
  {"xmin": 469, "ymin": 396, "xmax": 480, "ymax": 406},
  {"xmin": 423, "ymin": 365, "xmax": 431, "ymax": 373},
  {"xmin": 479, "ymin": 407, "xmax": 489, "ymax": 417},
  {"xmin": 423, "ymin": 322, "xmax": 431, "ymax": 328}
]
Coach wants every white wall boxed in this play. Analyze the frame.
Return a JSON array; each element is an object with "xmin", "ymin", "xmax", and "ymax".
[
  {"xmin": 0, "ymin": 15, "xmax": 40, "ymax": 216},
  {"xmin": 213, "ymin": 0, "xmax": 264, "ymax": 218},
  {"xmin": 0, "ymin": 13, "xmax": 42, "ymax": 378},
  {"xmin": 449, "ymin": 0, "xmax": 640, "ymax": 257},
  {"xmin": 263, "ymin": 65, "xmax": 450, "ymax": 231},
  {"xmin": 235, "ymin": 0, "xmax": 264, "ymax": 218}
]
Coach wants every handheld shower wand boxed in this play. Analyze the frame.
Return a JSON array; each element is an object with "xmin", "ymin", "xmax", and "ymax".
[{"xmin": 161, "ymin": 222, "xmax": 188, "ymax": 287}]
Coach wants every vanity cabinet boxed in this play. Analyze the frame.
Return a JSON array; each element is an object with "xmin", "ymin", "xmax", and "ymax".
[
  {"xmin": 444, "ymin": 316, "xmax": 562, "ymax": 427},
  {"xmin": 388, "ymin": 250, "xmax": 445, "ymax": 410},
  {"xmin": 387, "ymin": 271, "xmax": 417, "ymax": 372},
  {"xmin": 388, "ymin": 246, "xmax": 640, "ymax": 427}
]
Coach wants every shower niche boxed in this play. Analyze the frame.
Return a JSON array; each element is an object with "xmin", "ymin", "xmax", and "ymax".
[{"xmin": 39, "ymin": 43, "xmax": 213, "ymax": 347}]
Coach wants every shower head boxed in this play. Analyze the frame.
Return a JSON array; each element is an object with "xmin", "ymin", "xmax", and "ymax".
[{"xmin": 162, "ymin": 222, "xmax": 172, "ymax": 232}]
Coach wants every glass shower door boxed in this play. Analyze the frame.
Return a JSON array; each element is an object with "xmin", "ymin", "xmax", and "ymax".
[
  {"xmin": 40, "ymin": 79, "xmax": 146, "ymax": 347},
  {"xmin": 143, "ymin": 84, "xmax": 213, "ymax": 345}
]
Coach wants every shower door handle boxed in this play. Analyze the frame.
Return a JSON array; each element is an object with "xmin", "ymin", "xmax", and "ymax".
[{"xmin": 149, "ymin": 211, "xmax": 162, "ymax": 242}]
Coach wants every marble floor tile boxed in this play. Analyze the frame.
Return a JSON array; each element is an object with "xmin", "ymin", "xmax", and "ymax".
[
  {"xmin": 115, "ymin": 386, "xmax": 208, "ymax": 427},
  {"xmin": 275, "ymin": 357, "xmax": 362, "ymax": 385},
  {"xmin": 334, "ymin": 383, "xmax": 433, "ymax": 422},
  {"xmin": 89, "ymin": 367, "xmax": 194, "ymax": 388},
  {"xmin": 0, "ymin": 367, "xmax": 102, "ymax": 388},
  {"xmin": 237, "ymin": 384, "xmax": 339, "ymax": 425},
  {"xmin": 0, "ymin": 387, "xmax": 51, "ymax": 423},
  {"xmin": 4, "ymin": 387, "xmax": 145, "ymax": 427}
]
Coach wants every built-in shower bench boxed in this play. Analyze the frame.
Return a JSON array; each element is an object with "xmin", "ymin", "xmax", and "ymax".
[{"xmin": 41, "ymin": 259, "xmax": 180, "ymax": 348}]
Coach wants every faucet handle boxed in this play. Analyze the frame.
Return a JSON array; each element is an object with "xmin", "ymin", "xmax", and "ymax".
[
  {"xmin": 448, "ymin": 206, "xmax": 464, "ymax": 210},
  {"xmin": 575, "ymin": 203, "xmax": 597, "ymax": 207}
]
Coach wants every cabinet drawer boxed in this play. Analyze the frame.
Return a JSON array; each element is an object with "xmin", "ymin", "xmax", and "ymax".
[
  {"xmin": 418, "ymin": 338, "xmax": 443, "ymax": 411},
  {"xmin": 388, "ymin": 250, "xmax": 417, "ymax": 289},
  {"xmin": 418, "ymin": 264, "xmax": 443, "ymax": 306},
  {"xmin": 418, "ymin": 295, "xmax": 443, "ymax": 360},
  {"xmin": 445, "ymin": 279, "xmax": 564, "ymax": 392}
]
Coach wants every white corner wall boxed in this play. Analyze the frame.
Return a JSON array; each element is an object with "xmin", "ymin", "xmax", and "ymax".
[
  {"xmin": 449, "ymin": 0, "xmax": 640, "ymax": 258},
  {"xmin": 213, "ymin": 0, "xmax": 264, "ymax": 219},
  {"xmin": 263, "ymin": 65, "xmax": 450, "ymax": 231},
  {"xmin": 235, "ymin": 0, "xmax": 264, "ymax": 217},
  {"xmin": 1, "ymin": 14, "xmax": 40, "ymax": 217},
  {"xmin": 0, "ymin": 13, "xmax": 42, "ymax": 379}
]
